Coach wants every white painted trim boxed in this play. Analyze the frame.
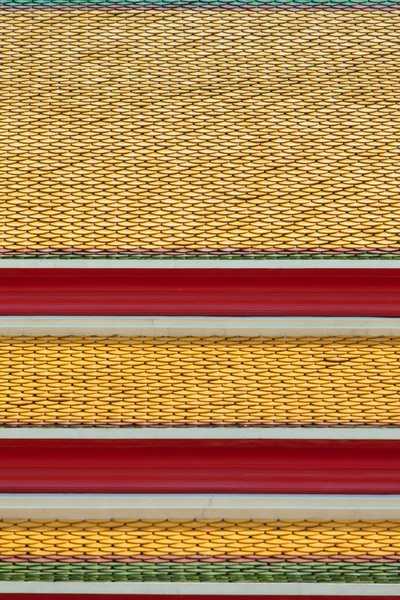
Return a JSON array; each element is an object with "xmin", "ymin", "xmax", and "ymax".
[
  {"xmin": 0, "ymin": 427, "xmax": 399, "ymax": 439},
  {"xmin": 0, "ymin": 494, "xmax": 399, "ymax": 520},
  {"xmin": 0, "ymin": 259, "xmax": 398, "ymax": 269},
  {"xmin": 0, "ymin": 316, "xmax": 400, "ymax": 336},
  {"xmin": 1, "ymin": 582, "xmax": 400, "ymax": 594}
]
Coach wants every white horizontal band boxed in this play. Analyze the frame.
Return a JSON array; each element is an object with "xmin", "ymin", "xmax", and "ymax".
[
  {"xmin": 1, "ymin": 582, "xmax": 400, "ymax": 595},
  {"xmin": 0, "ymin": 494, "xmax": 399, "ymax": 520},
  {"xmin": 0, "ymin": 258, "xmax": 398, "ymax": 269},
  {"xmin": 0, "ymin": 427, "xmax": 399, "ymax": 439},
  {"xmin": 0, "ymin": 316, "xmax": 399, "ymax": 336}
]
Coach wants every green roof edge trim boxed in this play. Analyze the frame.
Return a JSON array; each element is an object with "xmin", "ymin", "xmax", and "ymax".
[
  {"xmin": 0, "ymin": 562, "xmax": 399, "ymax": 582},
  {"xmin": 0, "ymin": 254, "xmax": 399, "ymax": 260}
]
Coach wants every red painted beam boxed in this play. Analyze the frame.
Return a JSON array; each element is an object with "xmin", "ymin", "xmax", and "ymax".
[
  {"xmin": 1, "ymin": 439, "xmax": 400, "ymax": 494},
  {"xmin": 0, "ymin": 268, "xmax": 398, "ymax": 315}
]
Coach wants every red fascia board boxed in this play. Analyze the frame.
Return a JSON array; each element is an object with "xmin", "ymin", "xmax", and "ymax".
[
  {"xmin": 0, "ymin": 268, "xmax": 398, "ymax": 315},
  {"xmin": 2, "ymin": 439, "xmax": 400, "ymax": 494}
]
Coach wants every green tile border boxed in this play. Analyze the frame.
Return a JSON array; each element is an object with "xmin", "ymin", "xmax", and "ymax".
[
  {"xmin": 0, "ymin": 562, "xmax": 399, "ymax": 582},
  {"xmin": 0, "ymin": 254, "xmax": 399, "ymax": 260}
]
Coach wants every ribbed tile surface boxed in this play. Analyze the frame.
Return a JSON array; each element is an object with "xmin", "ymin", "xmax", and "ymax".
[
  {"xmin": 0, "ymin": 520, "xmax": 399, "ymax": 582},
  {"xmin": 0, "ymin": 10, "xmax": 399, "ymax": 257},
  {"xmin": 0, "ymin": 336, "xmax": 399, "ymax": 427}
]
